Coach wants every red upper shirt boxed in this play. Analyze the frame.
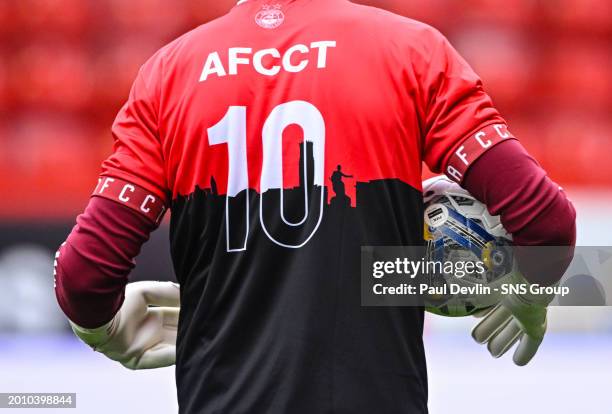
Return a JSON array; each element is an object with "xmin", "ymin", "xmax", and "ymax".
[{"xmin": 101, "ymin": 0, "xmax": 510, "ymax": 207}]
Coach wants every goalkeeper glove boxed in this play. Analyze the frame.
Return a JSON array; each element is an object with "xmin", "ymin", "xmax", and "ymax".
[
  {"xmin": 471, "ymin": 273, "xmax": 555, "ymax": 366},
  {"xmin": 70, "ymin": 281, "xmax": 180, "ymax": 370}
]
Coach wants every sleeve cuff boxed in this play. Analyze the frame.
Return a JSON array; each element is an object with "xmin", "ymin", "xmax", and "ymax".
[
  {"xmin": 92, "ymin": 176, "xmax": 168, "ymax": 224},
  {"xmin": 444, "ymin": 123, "xmax": 516, "ymax": 183},
  {"xmin": 69, "ymin": 317, "xmax": 116, "ymax": 349}
]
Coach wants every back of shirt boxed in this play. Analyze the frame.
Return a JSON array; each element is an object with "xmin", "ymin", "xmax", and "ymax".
[{"xmin": 101, "ymin": 0, "xmax": 508, "ymax": 412}]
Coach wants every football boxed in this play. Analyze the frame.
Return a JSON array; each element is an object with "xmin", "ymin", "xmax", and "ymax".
[{"xmin": 422, "ymin": 176, "xmax": 517, "ymax": 317}]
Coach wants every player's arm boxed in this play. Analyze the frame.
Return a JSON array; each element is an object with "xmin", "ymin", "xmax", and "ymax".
[
  {"xmin": 452, "ymin": 133, "xmax": 575, "ymax": 366},
  {"xmin": 457, "ymin": 140, "xmax": 576, "ymax": 285},
  {"xmin": 419, "ymin": 27, "xmax": 576, "ymax": 365},
  {"xmin": 54, "ymin": 56, "xmax": 180, "ymax": 370}
]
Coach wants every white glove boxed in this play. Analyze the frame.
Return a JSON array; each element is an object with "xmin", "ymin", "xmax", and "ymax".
[
  {"xmin": 70, "ymin": 281, "xmax": 180, "ymax": 370},
  {"xmin": 472, "ymin": 273, "xmax": 554, "ymax": 366}
]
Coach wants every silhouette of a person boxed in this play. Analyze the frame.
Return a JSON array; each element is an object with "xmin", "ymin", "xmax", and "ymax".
[{"xmin": 330, "ymin": 165, "xmax": 352, "ymax": 198}]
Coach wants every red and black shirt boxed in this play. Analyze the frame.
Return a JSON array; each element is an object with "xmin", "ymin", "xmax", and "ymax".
[{"xmin": 97, "ymin": 0, "xmax": 514, "ymax": 412}]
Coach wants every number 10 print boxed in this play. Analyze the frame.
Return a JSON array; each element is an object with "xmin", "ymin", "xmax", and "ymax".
[{"xmin": 208, "ymin": 101, "xmax": 326, "ymax": 252}]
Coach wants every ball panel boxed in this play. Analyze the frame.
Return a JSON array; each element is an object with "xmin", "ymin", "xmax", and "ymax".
[{"xmin": 422, "ymin": 176, "xmax": 516, "ymax": 317}]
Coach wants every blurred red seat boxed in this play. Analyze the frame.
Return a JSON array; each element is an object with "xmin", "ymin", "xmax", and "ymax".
[
  {"xmin": 547, "ymin": 40, "xmax": 611, "ymax": 112},
  {"xmin": 452, "ymin": 26, "xmax": 535, "ymax": 111},
  {"xmin": 13, "ymin": 0, "xmax": 90, "ymax": 37},
  {"xmin": 539, "ymin": 113, "xmax": 612, "ymax": 186},
  {"xmin": 0, "ymin": 113, "xmax": 103, "ymax": 218},
  {"xmin": 107, "ymin": 0, "xmax": 190, "ymax": 40},
  {"xmin": 546, "ymin": 0, "xmax": 612, "ymax": 32},
  {"xmin": 90, "ymin": 38, "xmax": 160, "ymax": 116},
  {"xmin": 9, "ymin": 42, "xmax": 93, "ymax": 112},
  {"xmin": 453, "ymin": 0, "xmax": 537, "ymax": 26}
]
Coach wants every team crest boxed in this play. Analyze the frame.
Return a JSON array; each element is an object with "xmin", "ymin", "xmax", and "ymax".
[{"xmin": 255, "ymin": 4, "xmax": 285, "ymax": 29}]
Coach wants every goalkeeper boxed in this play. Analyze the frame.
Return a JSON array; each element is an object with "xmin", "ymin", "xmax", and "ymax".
[{"xmin": 54, "ymin": 0, "xmax": 576, "ymax": 412}]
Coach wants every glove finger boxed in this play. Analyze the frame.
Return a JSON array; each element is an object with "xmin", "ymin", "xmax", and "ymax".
[
  {"xmin": 150, "ymin": 306, "xmax": 180, "ymax": 328},
  {"xmin": 142, "ymin": 282, "xmax": 181, "ymax": 307},
  {"xmin": 133, "ymin": 344, "xmax": 176, "ymax": 369},
  {"xmin": 161, "ymin": 326, "xmax": 178, "ymax": 346},
  {"xmin": 487, "ymin": 319, "xmax": 522, "ymax": 358},
  {"xmin": 472, "ymin": 306, "xmax": 494, "ymax": 318},
  {"xmin": 513, "ymin": 333, "xmax": 543, "ymax": 366},
  {"xmin": 147, "ymin": 308, "xmax": 178, "ymax": 346},
  {"xmin": 472, "ymin": 304, "xmax": 513, "ymax": 344}
]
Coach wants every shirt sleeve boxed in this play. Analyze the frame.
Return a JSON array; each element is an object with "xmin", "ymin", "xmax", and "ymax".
[
  {"xmin": 101, "ymin": 57, "xmax": 169, "ymax": 206},
  {"xmin": 420, "ymin": 30, "xmax": 515, "ymax": 181}
]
